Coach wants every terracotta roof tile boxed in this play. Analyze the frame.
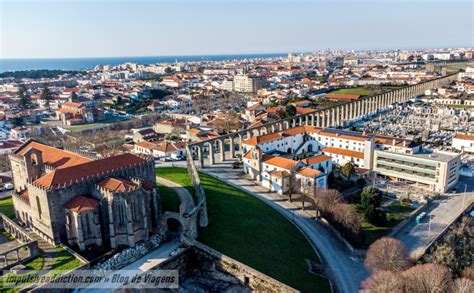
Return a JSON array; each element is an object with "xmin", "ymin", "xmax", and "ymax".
[
  {"xmin": 15, "ymin": 140, "xmax": 91, "ymax": 169},
  {"xmin": 64, "ymin": 195, "xmax": 99, "ymax": 213},
  {"xmin": 97, "ymin": 177, "xmax": 137, "ymax": 192},
  {"xmin": 453, "ymin": 133, "xmax": 474, "ymax": 141},
  {"xmin": 297, "ymin": 167, "xmax": 321, "ymax": 177},
  {"xmin": 322, "ymin": 147, "xmax": 364, "ymax": 159},
  {"xmin": 34, "ymin": 153, "xmax": 146, "ymax": 189},
  {"xmin": 263, "ymin": 155, "xmax": 298, "ymax": 170},
  {"xmin": 302, "ymin": 154, "xmax": 332, "ymax": 166}
]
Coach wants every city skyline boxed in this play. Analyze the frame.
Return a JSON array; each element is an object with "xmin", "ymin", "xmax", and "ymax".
[{"xmin": 1, "ymin": 0, "xmax": 472, "ymax": 59}]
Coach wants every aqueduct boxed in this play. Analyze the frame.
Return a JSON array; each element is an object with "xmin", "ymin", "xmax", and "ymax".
[{"xmin": 187, "ymin": 72, "xmax": 459, "ymax": 168}]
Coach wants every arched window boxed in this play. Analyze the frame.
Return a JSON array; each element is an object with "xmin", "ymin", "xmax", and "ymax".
[
  {"xmin": 66, "ymin": 213, "xmax": 72, "ymax": 231},
  {"xmin": 36, "ymin": 196, "xmax": 42, "ymax": 219},
  {"xmin": 118, "ymin": 202, "xmax": 126, "ymax": 225}
]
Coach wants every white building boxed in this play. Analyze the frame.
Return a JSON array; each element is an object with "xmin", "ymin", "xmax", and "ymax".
[{"xmin": 452, "ymin": 133, "xmax": 474, "ymax": 153}]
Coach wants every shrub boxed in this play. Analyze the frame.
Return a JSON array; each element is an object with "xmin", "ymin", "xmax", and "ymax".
[{"xmin": 366, "ymin": 205, "xmax": 387, "ymax": 226}]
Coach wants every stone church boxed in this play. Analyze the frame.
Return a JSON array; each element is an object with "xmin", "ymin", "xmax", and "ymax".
[{"xmin": 9, "ymin": 140, "xmax": 160, "ymax": 251}]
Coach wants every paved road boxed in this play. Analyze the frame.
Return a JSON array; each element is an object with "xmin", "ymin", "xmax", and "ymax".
[
  {"xmin": 196, "ymin": 159, "xmax": 368, "ymax": 293},
  {"xmin": 393, "ymin": 176, "xmax": 474, "ymax": 258},
  {"xmin": 80, "ymin": 240, "xmax": 180, "ymax": 292}
]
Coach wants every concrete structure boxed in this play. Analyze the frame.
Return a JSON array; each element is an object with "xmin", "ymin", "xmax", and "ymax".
[
  {"xmin": 0, "ymin": 213, "xmax": 40, "ymax": 268},
  {"xmin": 233, "ymin": 74, "xmax": 265, "ymax": 94},
  {"xmin": 373, "ymin": 150, "xmax": 461, "ymax": 193}
]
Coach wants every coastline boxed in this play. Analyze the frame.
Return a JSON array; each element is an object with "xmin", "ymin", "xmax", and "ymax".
[{"xmin": 0, "ymin": 53, "xmax": 288, "ymax": 73}]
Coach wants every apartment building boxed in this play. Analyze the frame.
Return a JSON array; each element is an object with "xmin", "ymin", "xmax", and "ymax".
[
  {"xmin": 373, "ymin": 150, "xmax": 460, "ymax": 193},
  {"xmin": 233, "ymin": 74, "xmax": 265, "ymax": 94}
]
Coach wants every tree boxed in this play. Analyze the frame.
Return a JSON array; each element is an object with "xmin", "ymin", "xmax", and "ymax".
[
  {"xmin": 287, "ymin": 166, "xmax": 300, "ymax": 202},
  {"xmin": 361, "ymin": 186, "xmax": 382, "ymax": 208},
  {"xmin": 402, "ymin": 264, "xmax": 452, "ymax": 293},
  {"xmin": 362, "ymin": 270, "xmax": 404, "ymax": 292},
  {"xmin": 463, "ymin": 266, "xmax": 474, "ymax": 281},
  {"xmin": 70, "ymin": 91, "xmax": 78, "ymax": 101},
  {"xmin": 41, "ymin": 85, "xmax": 51, "ymax": 110},
  {"xmin": 341, "ymin": 161, "xmax": 355, "ymax": 179},
  {"xmin": 333, "ymin": 202, "xmax": 362, "ymax": 236},
  {"xmin": 316, "ymin": 189, "xmax": 342, "ymax": 216},
  {"xmin": 301, "ymin": 181, "xmax": 319, "ymax": 212},
  {"xmin": 451, "ymin": 278, "xmax": 474, "ymax": 293},
  {"xmin": 426, "ymin": 243, "xmax": 457, "ymax": 272},
  {"xmin": 365, "ymin": 237, "xmax": 412, "ymax": 273},
  {"xmin": 18, "ymin": 85, "xmax": 29, "ymax": 109},
  {"xmin": 433, "ymin": 139, "xmax": 443, "ymax": 148},
  {"xmin": 277, "ymin": 109, "xmax": 288, "ymax": 119},
  {"xmin": 366, "ymin": 204, "xmax": 387, "ymax": 226},
  {"xmin": 285, "ymin": 104, "xmax": 297, "ymax": 117}
]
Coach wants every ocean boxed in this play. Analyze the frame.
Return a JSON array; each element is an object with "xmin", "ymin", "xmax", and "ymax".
[{"xmin": 0, "ymin": 53, "xmax": 288, "ymax": 73}]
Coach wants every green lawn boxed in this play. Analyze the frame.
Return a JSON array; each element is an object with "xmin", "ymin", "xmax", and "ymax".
[
  {"xmin": 1, "ymin": 231, "xmax": 14, "ymax": 241},
  {"xmin": 65, "ymin": 123, "xmax": 106, "ymax": 132},
  {"xmin": 448, "ymin": 104, "xmax": 474, "ymax": 109},
  {"xmin": 0, "ymin": 247, "xmax": 82, "ymax": 292},
  {"xmin": 157, "ymin": 183, "xmax": 180, "ymax": 213},
  {"xmin": 48, "ymin": 247, "xmax": 83, "ymax": 271},
  {"xmin": 24, "ymin": 256, "xmax": 46, "ymax": 270},
  {"xmin": 156, "ymin": 167, "xmax": 330, "ymax": 292},
  {"xmin": 0, "ymin": 197, "xmax": 14, "ymax": 219},
  {"xmin": 330, "ymin": 87, "xmax": 375, "ymax": 96},
  {"xmin": 353, "ymin": 201, "xmax": 414, "ymax": 247}
]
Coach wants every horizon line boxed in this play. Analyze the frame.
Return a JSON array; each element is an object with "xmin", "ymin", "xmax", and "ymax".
[{"xmin": 1, "ymin": 45, "xmax": 472, "ymax": 60}]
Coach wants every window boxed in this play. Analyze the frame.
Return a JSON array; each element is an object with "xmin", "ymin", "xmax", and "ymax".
[
  {"xmin": 118, "ymin": 202, "xmax": 126, "ymax": 225},
  {"xmin": 36, "ymin": 196, "xmax": 42, "ymax": 219},
  {"xmin": 66, "ymin": 213, "xmax": 72, "ymax": 231}
]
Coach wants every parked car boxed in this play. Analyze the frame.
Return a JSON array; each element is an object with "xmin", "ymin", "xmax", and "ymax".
[
  {"xmin": 232, "ymin": 161, "xmax": 242, "ymax": 169},
  {"xmin": 4, "ymin": 183, "xmax": 13, "ymax": 190}
]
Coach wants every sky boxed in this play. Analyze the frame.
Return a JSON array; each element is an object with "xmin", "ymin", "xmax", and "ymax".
[{"xmin": 0, "ymin": 0, "xmax": 473, "ymax": 59}]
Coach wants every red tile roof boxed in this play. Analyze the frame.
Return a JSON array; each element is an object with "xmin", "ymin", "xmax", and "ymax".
[
  {"xmin": 453, "ymin": 133, "xmax": 474, "ymax": 141},
  {"xmin": 97, "ymin": 177, "xmax": 137, "ymax": 192},
  {"xmin": 34, "ymin": 153, "xmax": 146, "ymax": 189},
  {"xmin": 15, "ymin": 140, "xmax": 91, "ymax": 169},
  {"xmin": 297, "ymin": 167, "xmax": 321, "ymax": 177},
  {"xmin": 322, "ymin": 147, "xmax": 364, "ymax": 159},
  {"xmin": 64, "ymin": 195, "xmax": 99, "ymax": 213},
  {"xmin": 302, "ymin": 154, "xmax": 332, "ymax": 166},
  {"xmin": 263, "ymin": 155, "xmax": 298, "ymax": 170}
]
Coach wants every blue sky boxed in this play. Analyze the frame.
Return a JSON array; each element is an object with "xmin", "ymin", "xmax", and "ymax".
[{"xmin": 1, "ymin": 0, "xmax": 472, "ymax": 58}]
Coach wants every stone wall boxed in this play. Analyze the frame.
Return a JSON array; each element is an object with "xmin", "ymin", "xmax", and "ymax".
[{"xmin": 127, "ymin": 241, "xmax": 298, "ymax": 292}]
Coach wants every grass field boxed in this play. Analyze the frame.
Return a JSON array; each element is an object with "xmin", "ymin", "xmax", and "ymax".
[
  {"xmin": 1, "ymin": 247, "xmax": 82, "ymax": 292},
  {"xmin": 156, "ymin": 167, "xmax": 330, "ymax": 292},
  {"xmin": 330, "ymin": 88, "xmax": 375, "ymax": 96},
  {"xmin": 330, "ymin": 86, "xmax": 402, "ymax": 97},
  {"xmin": 353, "ymin": 200, "xmax": 414, "ymax": 247},
  {"xmin": 157, "ymin": 182, "xmax": 180, "ymax": 213},
  {"xmin": 0, "ymin": 197, "xmax": 14, "ymax": 219},
  {"xmin": 448, "ymin": 104, "xmax": 474, "ymax": 109},
  {"xmin": 65, "ymin": 123, "xmax": 107, "ymax": 132}
]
